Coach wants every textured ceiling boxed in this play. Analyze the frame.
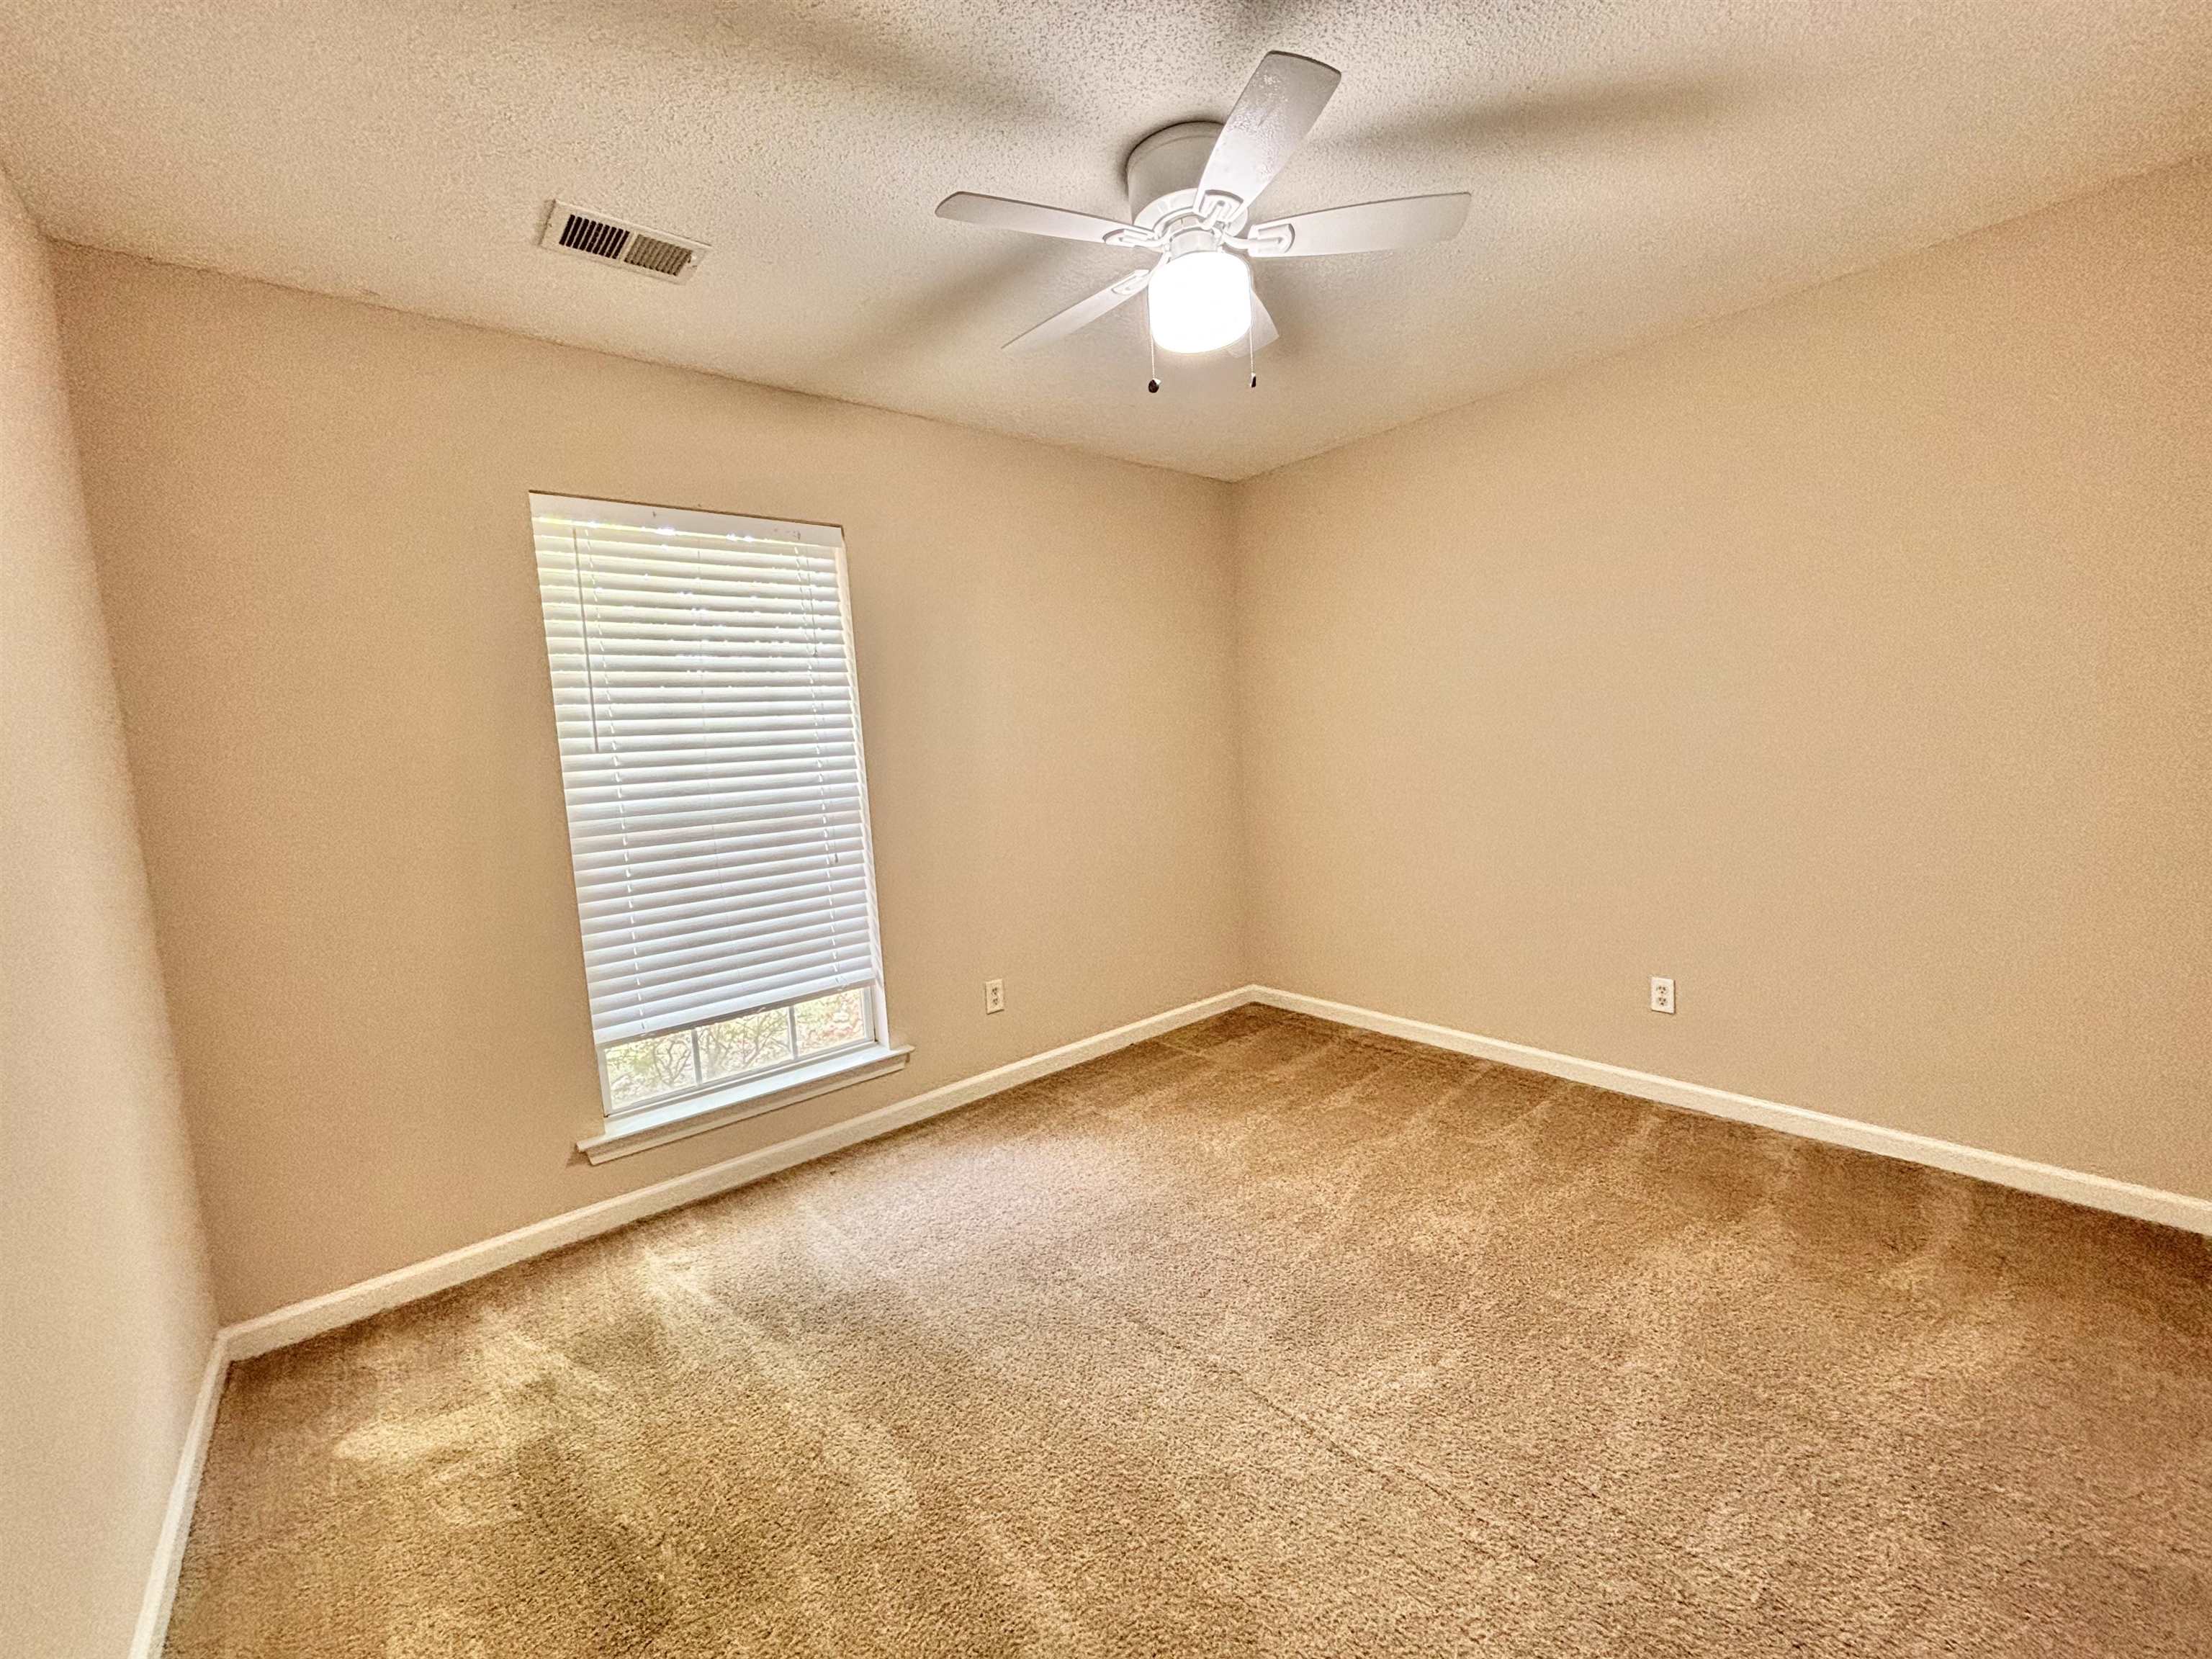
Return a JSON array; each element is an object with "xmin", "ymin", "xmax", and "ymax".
[{"xmin": 3, "ymin": 2, "xmax": 2209, "ymax": 480}]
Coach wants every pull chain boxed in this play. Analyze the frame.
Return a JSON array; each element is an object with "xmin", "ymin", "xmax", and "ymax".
[
  {"xmin": 1147, "ymin": 325, "xmax": 1160, "ymax": 395},
  {"xmin": 1246, "ymin": 320, "xmax": 1257, "ymax": 390}
]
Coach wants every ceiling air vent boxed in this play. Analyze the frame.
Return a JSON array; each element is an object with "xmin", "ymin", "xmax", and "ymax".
[{"xmin": 540, "ymin": 201, "xmax": 707, "ymax": 284}]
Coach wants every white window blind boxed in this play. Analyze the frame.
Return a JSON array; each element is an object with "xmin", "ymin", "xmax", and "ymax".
[{"xmin": 530, "ymin": 494, "xmax": 884, "ymax": 1061}]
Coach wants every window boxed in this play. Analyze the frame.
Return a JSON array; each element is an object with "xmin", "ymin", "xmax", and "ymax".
[{"xmin": 531, "ymin": 493, "xmax": 893, "ymax": 1133}]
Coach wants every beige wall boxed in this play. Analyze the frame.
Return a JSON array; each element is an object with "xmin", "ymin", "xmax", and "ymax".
[
  {"xmin": 40, "ymin": 151, "xmax": 2209, "ymax": 1352},
  {"xmin": 0, "ymin": 176, "xmax": 217, "ymax": 1656},
  {"xmin": 53, "ymin": 249, "xmax": 1245, "ymax": 1323},
  {"xmin": 1236, "ymin": 158, "xmax": 2212, "ymax": 1201}
]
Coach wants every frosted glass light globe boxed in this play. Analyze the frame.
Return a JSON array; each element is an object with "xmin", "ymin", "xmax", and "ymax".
[{"xmin": 1147, "ymin": 248, "xmax": 1253, "ymax": 354}]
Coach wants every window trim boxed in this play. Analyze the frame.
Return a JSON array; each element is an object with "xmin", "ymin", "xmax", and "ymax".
[{"xmin": 576, "ymin": 1030, "xmax": 912, "ymax": 1164}]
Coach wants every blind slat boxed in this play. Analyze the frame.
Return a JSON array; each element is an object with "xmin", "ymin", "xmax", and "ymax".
[
  {"xmin": 570, "ymin": 833, "xmax": 868, "ymax": 886},
  {"xmin": 533, "ymin": 494, "xmax": 882, "ymax": 1048}
]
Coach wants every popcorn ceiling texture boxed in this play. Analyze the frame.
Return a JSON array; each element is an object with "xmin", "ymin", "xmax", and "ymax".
[
  {"xmin": 165, "ymin": 1007, "xmax": 2211, "ymax": 1656},
  {"xmin": 0, "ymin": 1, "xmax": 2208, "ymax": 478}
]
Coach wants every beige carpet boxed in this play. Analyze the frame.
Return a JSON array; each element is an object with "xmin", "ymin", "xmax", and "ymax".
[{"xmin": 167, "ymin": 1007, "xmax": 2211, "ymax": 1656}]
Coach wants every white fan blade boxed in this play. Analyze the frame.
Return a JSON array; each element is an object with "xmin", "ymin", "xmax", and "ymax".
[
  {"xmin": 1197, "ymin": 53, "xmax": 1341, "ymax": 207},
  {"xmin": 1246, "ymin": 193, "xmax": 1471, "ymax": 258},
  {"xmin": 1004, "ymin": 269, "xmax": 1151, "ymax": 353},
  {"xmin": 1249, "ymin": 292, "xmax": 1278, "ymax": 351},
  {"xmin": 938, "ymin": 192, "xmax": 1148, "ymax": 246}
]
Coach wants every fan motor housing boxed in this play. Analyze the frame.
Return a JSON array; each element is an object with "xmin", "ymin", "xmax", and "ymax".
[{"xmin": 1126, "ymin": 121, "xmax": 1226, "ymax": 229}]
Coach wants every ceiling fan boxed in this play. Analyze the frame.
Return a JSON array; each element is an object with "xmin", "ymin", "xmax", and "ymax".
[{"xmin": 936, "ymin": 52, "xmax": 1471, "ymax": 387}]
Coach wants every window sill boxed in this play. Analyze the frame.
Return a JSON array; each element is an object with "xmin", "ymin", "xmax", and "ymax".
[{"xmin": 577, "ymin": 1042, "xmax": 913, "ymax": 1164}]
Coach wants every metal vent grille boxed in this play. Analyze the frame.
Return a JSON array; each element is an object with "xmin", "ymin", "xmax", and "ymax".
[
  {"xmin": 557, "ymin": 212, "xmax": 631, "ymax": 261},
  {"xmin": 622, "ymin": 234, "xmax": 697, "ymax": 277},
  {"xmin": 540, "ymin": 202, "xmax": 707, "ymax": 284}
]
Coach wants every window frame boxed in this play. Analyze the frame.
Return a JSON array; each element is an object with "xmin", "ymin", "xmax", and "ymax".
[
  {"xmin": 595, "ymin": 981, "xmax": 889, "ymax": 1125},
  {"xmin": 530, "ymin": 493, "xmax": 904, "ymax": 1157}
]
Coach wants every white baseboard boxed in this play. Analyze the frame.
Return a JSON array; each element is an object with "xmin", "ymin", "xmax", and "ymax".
[
  {"xmin": 219, "ymin": 976, "xmax": 2207, "ymax": 1367},
  {"xmin": 222, "ymin": 985, "xmax": 1257, "ymax": 1360},
  {"xmin": 1251, "ymin": 986, "xmax": 2212, "ymax": 1236},
  {"xmin": 128, "ymin": 1333, "xmax": 229, "ymax": 1659}
]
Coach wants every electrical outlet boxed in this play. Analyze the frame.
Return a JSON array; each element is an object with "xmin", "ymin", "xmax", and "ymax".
[
  {"xmin": 984, "ymin": 978, "xmax": 1004, "ymax": 1015},
  {"xmin": 1650, "ymin": 976, "xmax": 1676, "ymax": 1015}
]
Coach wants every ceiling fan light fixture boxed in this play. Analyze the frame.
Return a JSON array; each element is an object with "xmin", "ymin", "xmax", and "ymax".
[
  {"xmin": 1146, "ymin": 248, "xmax": 1252, "ymax": 354},
  {"xmin": 938, "ymin": 53, "xmax": 1470, "ymax": 369}
]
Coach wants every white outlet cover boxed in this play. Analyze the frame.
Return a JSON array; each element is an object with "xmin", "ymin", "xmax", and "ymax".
[{"xmin": 1650, "ymin": 976, "xmax": 1676, "ymax": 1015}]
